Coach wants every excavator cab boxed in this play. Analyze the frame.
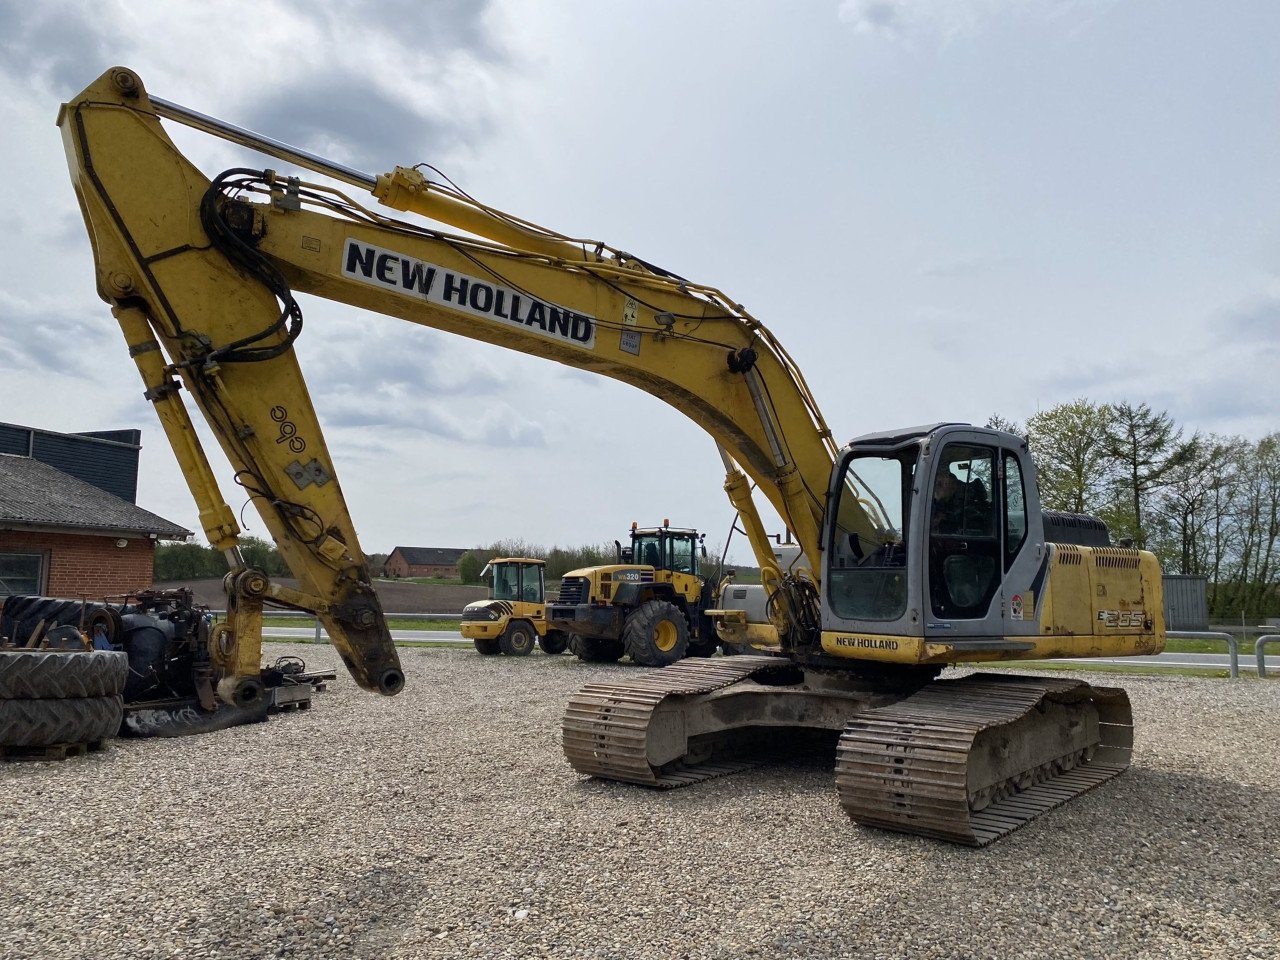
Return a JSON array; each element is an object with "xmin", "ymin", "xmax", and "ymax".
[
  {"xmin": 822, "ymin": 422, "xmax": 1161, "ymax": 666},
  {"xmin": 824, "ymin": 423, "xmax": 1050, "ymax": 654}
]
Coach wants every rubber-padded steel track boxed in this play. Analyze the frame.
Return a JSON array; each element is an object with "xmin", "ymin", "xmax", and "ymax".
[
  {"xmin": 562, "ymin": 655, "xmax": 788, "ymax": 787},
  {"xmin": 834, "ymin": 673, "xmax": 1133, "ymax": 846}
]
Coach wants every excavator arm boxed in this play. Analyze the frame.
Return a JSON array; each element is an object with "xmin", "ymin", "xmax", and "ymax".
[{"xmin": 58, "ymin": 67, "xmax": 875, "ymax": 696}]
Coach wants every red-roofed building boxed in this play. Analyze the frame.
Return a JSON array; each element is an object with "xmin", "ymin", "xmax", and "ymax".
[{"xmin": 0, "ymin": 422, "xmax": 191, "ymax": 600}]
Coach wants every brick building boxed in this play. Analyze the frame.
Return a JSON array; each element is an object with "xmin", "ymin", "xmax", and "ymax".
[
  {"xmin": 0, "ymin": 422, "xmax": 190, "ymax": 600},
  {"xmin": 384, "ymin": 546, "xmax": 468, "ymax": 579}
]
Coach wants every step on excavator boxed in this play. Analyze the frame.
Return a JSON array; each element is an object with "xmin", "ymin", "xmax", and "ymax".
[{"xmin": 57, "ymin": 67, "xmax": 1164, "ymax": 844}]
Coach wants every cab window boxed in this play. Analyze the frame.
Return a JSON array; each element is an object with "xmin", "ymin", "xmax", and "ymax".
[
  {"xmin": 493, "ymin": 565, "xmax": 520, "ymax": 601},
  {"xmin": 1004, "ymin": 453, "xmax": 1028, "ymax": 569},
  {"xmin": 668, "ymin": 537, "xmax": 695, "ymax": 574},
  {"xmin": 827, "ymin": 449, "xmax": 913, "ymax": 621},
  {"xmin": 928, "ymin": 444, "xmax": 1000, "ymax": 619}
]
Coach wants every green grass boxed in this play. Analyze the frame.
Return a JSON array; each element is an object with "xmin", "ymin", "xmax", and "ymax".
[{"xmin": 1164, "ymin": 637, "xmax": 1246, "ymax": 654}]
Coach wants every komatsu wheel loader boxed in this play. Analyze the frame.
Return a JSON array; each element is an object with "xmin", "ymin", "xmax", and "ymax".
[
  {"xmin": 550, "ymin": 521, "xmax": 720, "ymax": 666},
  {"xmin": 57, "ymin": 67, "xmax": 1164, "ymax": 844}
]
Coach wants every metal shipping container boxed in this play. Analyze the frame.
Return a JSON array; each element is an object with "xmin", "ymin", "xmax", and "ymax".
[{"xmin": 1162, "ymin": 575, "xmax": 1208, "ymax": 631}]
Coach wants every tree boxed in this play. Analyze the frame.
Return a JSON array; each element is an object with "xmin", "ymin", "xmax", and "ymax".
[
  {"xmin": 239, "ymin": 536, "xmax": 288, "ymax": 577},
  {"xmin": 154, "ymin": 540, "xmax": 226, "ymax": 580},
  {"xmin": 457, "ymin": 551, "xmax": 485, "ymax": 584},
  {"xmin": 1101, "ymin": 403, "xmax": 1199, "ymax": 548},
  {"xmin": 545, "ymin": 543, "xmax": 616, "ymax": 580},
  {"xmin": 984, "ymin": 414, "xmax": 1023, "ymax": 435},
  {"xmin": 1214, "ymin": 433, "xmax": 1280, "ymax": 619},
  {"xmin": 1023, "ymin": 399, "xmax": 1116, "ymax": 515},
  {"xmin": 1148, "ymin": 435, "xmax": 1241, "ymax": 576}
]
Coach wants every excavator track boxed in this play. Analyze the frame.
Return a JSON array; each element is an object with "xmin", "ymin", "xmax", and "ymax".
[
  {"xmin": 562, "ymin": 655, "xmax": 791, "ymax": 787},
  {"xmin": 834, "ymin": 673, "xmax": 1133, "ymax": 846}
]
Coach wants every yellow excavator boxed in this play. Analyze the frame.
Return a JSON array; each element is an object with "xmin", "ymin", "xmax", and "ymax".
[{"xmin": 58, "ymin": 68, "xmax": 1165, "ymax": 845}]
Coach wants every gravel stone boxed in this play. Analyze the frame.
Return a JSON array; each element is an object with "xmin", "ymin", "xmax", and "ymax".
[{"xmin": 1, "ymin": 645, "xmax": 1277, "ymax": 959}]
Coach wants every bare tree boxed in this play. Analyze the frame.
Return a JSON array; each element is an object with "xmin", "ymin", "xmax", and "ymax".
[
  {"xmin": 1217, "ymin": 434, "xmax": 1280, "ymax": 618},
  {"xmin": 1149, "ymin": 435, "xmax": 1242, "ymax": 575}
]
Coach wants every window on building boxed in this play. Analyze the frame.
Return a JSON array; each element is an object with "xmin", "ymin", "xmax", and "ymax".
[{"xmin": 0, "ymin": 553, "xmax": 44, "ymax": 598}]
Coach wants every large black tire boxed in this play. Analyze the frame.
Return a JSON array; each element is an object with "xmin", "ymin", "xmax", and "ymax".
[
  {"xmin": 0, "ymin": 650, "xmax": 128, "ymax": 699},
  {"xmin": 473, "ymin": 638, "xmax": 501, "ymax": 656},
  {"xmin": 538, "ymin": 630, "xmax": 569, "ymax": 655},
  {"xmin": 500, "ymin": 621, "xmax": 536, "ymax": 657},
  {"xmin": 0, "ymin": 695, "xmax": 123, "ymax": 747},
  {"xmin": 569, "ymin": 635, "xmax": 625, "ymax": 663},
  {"xmin": 622, "ymin": 600, "xmax": 690, "ymax": 667}
]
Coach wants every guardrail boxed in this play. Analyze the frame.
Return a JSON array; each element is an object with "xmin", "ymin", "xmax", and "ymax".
[
  {"xmin": 210, "ymin": 610, "xmax": 465, "ymax": 644},
  {"xmin": 212, "ymin": 611, "xmax": 462, "ymax": 620},
  {"xmin": 1256, "ymin": 635, "xmax": 1280, "ymax": 679},
  {"xmin": 1166, "ymin": 631, "xmax": 1239, "ymax": 679}
]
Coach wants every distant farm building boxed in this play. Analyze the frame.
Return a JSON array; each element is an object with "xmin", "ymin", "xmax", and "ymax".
[
  {"xmin": 0, "ymin": 421, "xmax": 191, "ymax": 599},
  {"xmin": 384, "ymin": 546, "xmax": 468, "ymax": 579}
]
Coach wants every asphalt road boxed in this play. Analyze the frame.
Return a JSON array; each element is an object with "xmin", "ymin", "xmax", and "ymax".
[{"xmin": 261, "ymin": 626, "xmax": 1278, "ymax": 672}]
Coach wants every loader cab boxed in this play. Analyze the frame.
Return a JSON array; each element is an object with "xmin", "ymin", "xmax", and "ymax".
[
  {"xmin": 823, "ymin": 424, "xmax": 1044, "ymax": 643},
  {"xmin": 627, "ymin": 522, "xmax": 705, "ymax": 577},
  {"xmin": 483, "ymin": 558, "xmax": 545, "ymax": 605}
]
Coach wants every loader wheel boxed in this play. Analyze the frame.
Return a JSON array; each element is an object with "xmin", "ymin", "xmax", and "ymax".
[
  {"xmin": 0, "ymin": 695, "xmax": 123, "ymax": 748},
  {"xmin": 500, "ymin": 622, "xmax": 536, "ymax": 657},
  {"xmin": 473, "ymin": 638, "xmax": 501, "ymax": 656},
  {"xmin": 538, "ymin": 630, "xmax": 569, "ymax": 655},
  {"xmin": 622, "ymin": 600, "xmax": 690, "ymax": 667},
  {"xmin": 0, "ymin": 650, "xmax": 127, "ymax": 699},
  {"xmin": 569, "ymin": 635, "xmax": 625, "ymax": 663}
]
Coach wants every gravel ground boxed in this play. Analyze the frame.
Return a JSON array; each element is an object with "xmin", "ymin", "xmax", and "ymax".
[{"xmin": 2, "ymin": 645, "xmax": 1277, "ymax": 960}]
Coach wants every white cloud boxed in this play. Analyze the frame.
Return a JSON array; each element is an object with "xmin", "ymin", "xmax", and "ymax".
[{"xmin": 836, "ymin": 0, "xmax": 1118, "ymax": 42}]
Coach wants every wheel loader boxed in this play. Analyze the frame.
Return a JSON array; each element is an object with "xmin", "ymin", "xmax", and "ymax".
[
  {"xmin": 549, "ymin": 522, "xmax": 720, "ymax": 666},
  {"xmin": 460, "ymin": 558, "xmax": 569, "ymax": 656}
]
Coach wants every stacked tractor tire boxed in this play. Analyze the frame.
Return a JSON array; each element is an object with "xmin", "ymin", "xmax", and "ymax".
[
  {"xmin": 0, "ymin": 591, "xmax": 209, "ymax": 756},
  {"xmin": 0, "ymin": 646, "xmax": 127, "ymax": 757}
]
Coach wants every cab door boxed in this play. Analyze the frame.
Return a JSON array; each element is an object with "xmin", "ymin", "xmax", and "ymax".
[
  {"xmin": 923, "ymin": 437, "xmax": 1005, "ymax": 639},
  {"xmin": 516, "ymin": 564, "xmax": 545, "ymax": 624},
  {"xmin": 998, "ymin": 447, "xmax": 1046, "ymax": 638}
]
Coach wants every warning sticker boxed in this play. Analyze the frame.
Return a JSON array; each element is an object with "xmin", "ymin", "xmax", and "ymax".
[{"xmin": 1009, "ymin": 594, "xmax": 1024, "ymax": 621}]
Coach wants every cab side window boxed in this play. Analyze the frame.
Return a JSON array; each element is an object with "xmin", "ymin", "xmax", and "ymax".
[{"xmin": 1004, "ymin": 453, "xmax": 1028, "ymax": 570}]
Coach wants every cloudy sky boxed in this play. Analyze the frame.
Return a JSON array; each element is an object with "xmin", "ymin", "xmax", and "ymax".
[{"xmin": 1, "ymin": 1, "xmax": 1276, "ymax": 564}]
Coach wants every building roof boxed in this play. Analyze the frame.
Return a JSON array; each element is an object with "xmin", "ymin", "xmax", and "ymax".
[
  {"xmin": 0, "ymin": 454, "xmax": 191, "ymax": 539},
  {"xmin": 391, "ymin": 546, "xmax": 468, "ymax": 565}
]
